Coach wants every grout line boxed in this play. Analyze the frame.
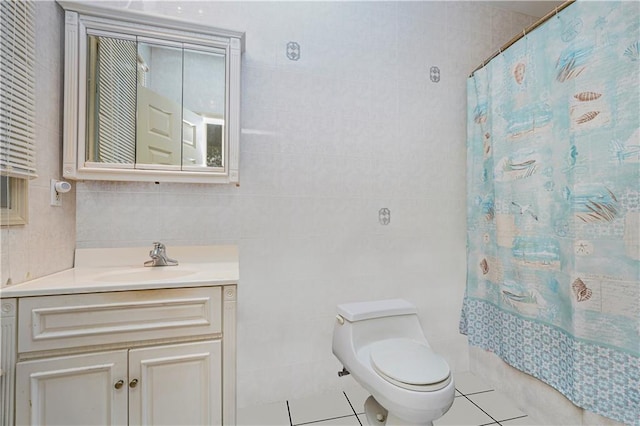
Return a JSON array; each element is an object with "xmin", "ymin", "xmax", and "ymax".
[
  {"xmin": 462, "ymin": 389, "xmax": 496, "ymax": 397},
  {"xmin": 294, "ymin": 414, "xmax": 361, "ymax": 426},
  {"xmin": 461, "ymin": 393, "xmax": 501, "ymax": 425},
  {"xmin": 499, "ymin": 415, "xmax": 529, "ymax": 423},
  {"xmin": 343, "ymin": 391, "xmax": 363, "ymax": 426},
  {"xmin": 286, "ymin": 400, "xmax": 293, "ymax": 426}
]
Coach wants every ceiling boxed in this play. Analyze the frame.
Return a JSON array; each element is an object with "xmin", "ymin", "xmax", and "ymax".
[{"xmin": 485, "ymin": 0, "xmax": 566, "ymax": 18}]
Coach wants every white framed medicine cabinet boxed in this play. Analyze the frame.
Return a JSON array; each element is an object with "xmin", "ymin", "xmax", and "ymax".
[{"xmin": 59, "ymin": 1, "xmax": 244, "ymax": 183}]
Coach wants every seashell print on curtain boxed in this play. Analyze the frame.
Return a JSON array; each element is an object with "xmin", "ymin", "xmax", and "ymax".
[{"xmin": 460, "ymin": 1, "xmax": 639, "ymax": 424}]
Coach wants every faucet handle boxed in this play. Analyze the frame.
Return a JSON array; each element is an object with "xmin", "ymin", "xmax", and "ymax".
[
  {"xmin": 145, "ymin": 241, "xmax": 178, "ymax": 267},
  {"xmin": 145, "ymin": 242, "xmax": 177, "ymax": 266},
  {"xmin": 151, "ymin": 242, "xmax": 167, "ymax": 254}
]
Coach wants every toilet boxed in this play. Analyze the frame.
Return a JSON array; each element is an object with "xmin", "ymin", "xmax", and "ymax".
[{"xmin": 332, "ymin": 299, "xmax": 455, "ymax": 426}]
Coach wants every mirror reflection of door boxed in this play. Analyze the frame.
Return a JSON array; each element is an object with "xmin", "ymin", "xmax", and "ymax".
[
  {"xmin": 181, "ymin": 108, "xmax": 205, "ymax": 166},
  {"xmin": 136, "ymin": 86, "xmax": 182, "ymax": 167},
  {"xmin": 136, "ymin": 41, "xmax": 183, "ymax": 168}
]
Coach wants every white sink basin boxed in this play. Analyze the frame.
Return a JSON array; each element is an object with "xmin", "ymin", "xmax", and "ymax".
[
  {"xmin": 93, "ymin": 268, "xmax": 197, "ymax": 283},
  {"xmin": 0, "ymin": 245, "xmax": 239, "ymax": 297}
]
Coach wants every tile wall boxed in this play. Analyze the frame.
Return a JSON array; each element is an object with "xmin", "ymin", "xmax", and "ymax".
[
  {"xmin": 73, "ymin": 1, "xmax": 536, "ymax": 407},
  {"xmin": 0, "ymin": 0, "xmax": 75, "ymax": 287},
  {"xmin": 3, "ymin": 0, "xmax": 542, "ymax": 410}
]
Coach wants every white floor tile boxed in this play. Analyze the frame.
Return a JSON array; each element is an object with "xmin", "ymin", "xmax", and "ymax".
[
  {"xmin": 500, "ymin": 416, "xmax": 539, "ymax": 425},
  {"xmin": 288, "ymin": 392, "xmax": 354, "ymax": 425},
  {"xmin": 309, "ymin": 415, "xmax": 362, "ymax": 425},
  {"xmin": 433, "ymin": 396, "xmax": 494, "ymax": 426},
  {"xmin": 467, "ymin": 390, "xmax": 526, "ymax": 422},
  {"xmin": 344, "ymin": 386, "xmax": 370, "ymax": 414},
  {"xmin": 237, "ymin": 401, "xmax": 290, "ymax": 425},
  {"xmin": 238, "ymin": 376, "xmax": 534, "ymax": 426},
  {"xmin": 453, "ymin": 371, "xmax": 494, "ymax": 395}
]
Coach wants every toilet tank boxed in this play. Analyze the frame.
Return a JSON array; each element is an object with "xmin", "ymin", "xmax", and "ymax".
[
  {"xmin": 337, "ymin": 299, "xmax": 417, "ymax": 322},
  {"xmin": 334, "ymin": 299, "xmax": 427, "ymax": 355}
]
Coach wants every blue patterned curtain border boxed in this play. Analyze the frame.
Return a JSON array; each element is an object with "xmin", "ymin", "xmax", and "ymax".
[{"xmin": 460, "ymin": 297, "xmax": 640, "ymax": 425}]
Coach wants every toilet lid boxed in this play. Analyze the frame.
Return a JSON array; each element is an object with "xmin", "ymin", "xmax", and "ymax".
[{"xmin": 370, "ymin": 339, "xmax": 450, "ymax": 387}]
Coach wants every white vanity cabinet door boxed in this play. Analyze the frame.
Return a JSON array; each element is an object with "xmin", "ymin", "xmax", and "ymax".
[
  {"xmin": 15, "ymin": 350, "xmax": 128, "ymax": 426},
  {"xmin": 128, "ymin": 341, "xmax": 222, "ymax": 426}
]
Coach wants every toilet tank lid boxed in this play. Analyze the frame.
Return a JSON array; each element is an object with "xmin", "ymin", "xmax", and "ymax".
[{"xmin": 337, "ymin": 299, "xmax": 417, "ymax": 322}]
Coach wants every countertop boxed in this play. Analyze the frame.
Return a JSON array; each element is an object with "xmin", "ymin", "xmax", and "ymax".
[{"xmin": 0, "ymin": 245, "xmax": 238, "ymax": 298}]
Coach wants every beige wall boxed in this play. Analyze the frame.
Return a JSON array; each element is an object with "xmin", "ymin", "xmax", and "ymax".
[{"xmin": 1, "ymin": 0, "xmax": 75, "ymax": 288}]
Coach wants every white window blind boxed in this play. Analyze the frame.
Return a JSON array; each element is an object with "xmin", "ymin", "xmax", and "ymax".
[
  {"xmin": 95, "ymin": 36, "xmax": 137, "ymax": 164},
  {"xmin": 0, "ymin": 0, "xmax": 36, "ymax": 179}
]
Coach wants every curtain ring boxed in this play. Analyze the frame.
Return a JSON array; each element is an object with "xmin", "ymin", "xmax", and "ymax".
[{"xmin": 555, "ymin": 7, "xmax": 559, "ymax": 18}]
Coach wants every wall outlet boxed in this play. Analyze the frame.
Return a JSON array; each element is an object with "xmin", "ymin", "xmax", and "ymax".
[{"xmin": 50, "ymin": 179, "xmax": 62, "ymax": 206}]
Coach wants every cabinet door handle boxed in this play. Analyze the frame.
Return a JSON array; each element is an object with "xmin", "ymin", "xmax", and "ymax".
[
  {"xmin": 129, "ymin": 378, "xmax": 139, "ymax": 388},
  {"xmin": 114, "ymin": 380, "xmax": 125, "ymax": 390}
]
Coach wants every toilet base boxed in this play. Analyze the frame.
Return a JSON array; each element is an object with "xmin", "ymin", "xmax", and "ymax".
[{"xmin": 363, "ymin": 396, "xmax": 433, "ymax": 426}]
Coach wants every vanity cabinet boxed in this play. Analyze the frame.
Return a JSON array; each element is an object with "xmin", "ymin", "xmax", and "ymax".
[
  {"xmin": 16, "ymin": 341, "xmax": 221, "ymax": 425},
  {"xmin": 3, "ymin": 285, "xmax": 236, "ymax": 426}
]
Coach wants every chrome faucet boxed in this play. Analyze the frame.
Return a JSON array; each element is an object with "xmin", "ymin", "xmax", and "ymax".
[{"xmin": 144, "ymin": 242, "xmax": 178, "ymax": 267}]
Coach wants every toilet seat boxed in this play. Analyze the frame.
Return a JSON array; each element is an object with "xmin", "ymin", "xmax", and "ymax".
[{"xmin": 369, "ymin": 338, "xmax": 451, "ymax": 392}]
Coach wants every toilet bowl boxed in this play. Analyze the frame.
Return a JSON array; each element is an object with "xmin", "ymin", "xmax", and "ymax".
[{"xmin": 332, "ymin": 299, "xmax": 455, "ymax": 426}]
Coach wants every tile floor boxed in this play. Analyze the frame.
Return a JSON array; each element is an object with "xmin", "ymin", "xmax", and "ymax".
[{"xmin": 237, "ymin": 372, "xmax": 541, "ymax": 426}]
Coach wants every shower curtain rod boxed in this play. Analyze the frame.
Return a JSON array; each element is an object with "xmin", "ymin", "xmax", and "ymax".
[{"xmin": 469, "ymin": 0, "xmax": 575, "ymax": 77}]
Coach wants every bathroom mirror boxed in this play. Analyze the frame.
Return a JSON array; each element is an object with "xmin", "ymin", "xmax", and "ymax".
[{"xmin": 60, "ymin": 1, "xmax": 244, "ymax": 183}]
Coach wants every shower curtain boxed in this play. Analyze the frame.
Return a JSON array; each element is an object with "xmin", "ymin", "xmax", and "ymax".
[{"xmin": 460, "ymin": 1, "xmax": 639, "ymax": 424}]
